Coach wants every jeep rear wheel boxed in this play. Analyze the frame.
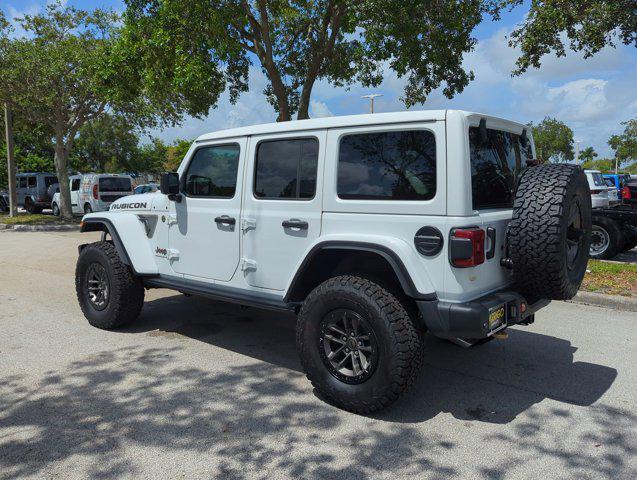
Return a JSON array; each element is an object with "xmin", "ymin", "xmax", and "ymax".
[
  {"xmin": 75, "ymin": 241, "xmax": 144, "ymax": 329},
  {"xmin": 296, "ymin": 275, "xmax": 423, "ymax": 414}
]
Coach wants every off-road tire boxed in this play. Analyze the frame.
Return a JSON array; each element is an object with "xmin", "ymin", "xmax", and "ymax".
[
  {"xmin": 84, "ymin": 203, "xmax": 93, "ymax": 214},
  {"xmin": 621, "ymin": 236, "xmax": 637, "ymax": 253},
  {"xmin": 24, "ymin": 197, "xmax": 36, "ymax": 214},
  {"xmin": 76, "ymin": 241, "xmax": 144, "ymax": 329},
  {"xmin": 509, "ymin": 164, "xmax": 591, "ymax": 300},
  {"xmin": 590, "ymin": 216, "xmax": 623, "ymax": 260},
  {"xmin": 52, "ymin": 202, "xmax": 60, "ymax": 217},
  {"xmin": 296, "ymin": 275, "xmax": 423, "ymax": 414}
]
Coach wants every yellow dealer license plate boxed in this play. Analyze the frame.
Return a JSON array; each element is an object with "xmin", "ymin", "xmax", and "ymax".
[{"xmin": 488, "ymin": 305, "xmax": 506, "ymax": 329}]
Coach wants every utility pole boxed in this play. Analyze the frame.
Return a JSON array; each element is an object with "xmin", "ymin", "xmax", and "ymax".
[
  {"xmin": 574, "ymin": 140, "xmax": 580, "ymax": 164},
  {"xmin": 361, "ymin": 94, "xmax": 383, "ymax": 114},
  {"xmin": 4, "ymin": 103, "xmax": 17, "ymax": 217}
]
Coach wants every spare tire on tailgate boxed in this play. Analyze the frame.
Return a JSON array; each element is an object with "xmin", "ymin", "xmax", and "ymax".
[{"xmin": 508, "ymin": 164, "xmax": 591, "ymax": 300}]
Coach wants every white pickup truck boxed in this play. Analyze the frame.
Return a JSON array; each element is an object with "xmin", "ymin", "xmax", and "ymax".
[{"xmin": 74, "ymin": 110, "xmax": 592, "ymax": 413}]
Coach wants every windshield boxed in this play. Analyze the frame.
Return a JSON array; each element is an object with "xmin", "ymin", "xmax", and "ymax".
[{"xmin": 99, "ymin": 177, "xmax": 132, "ymax": 192}]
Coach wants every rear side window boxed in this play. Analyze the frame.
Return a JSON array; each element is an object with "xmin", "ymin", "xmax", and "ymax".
[
  {"xmin": 27, "ymin": 176, "xmax": 36, "ymax": 187},
  {"xmin": 45, "ymin": 176, "xmax": 58, "ymax": 188},
  {"xmin": 254, "ymin": 138, "xmax": 318, "ymax": 199},
  {"xmin": 18, "ymin": 177, "xmax": 27, "ymax": 188},
  {"xmin": 71, "ymin": 179, "xmax": 81, "ymax": 191},
  {"xmin": 184, "ymin": 144, "xmax": 240, "ymax": 198},
  {"xmin": 99, "ymin": 177, "xmax": 132, "ymax": 192},
  {"xmin": 337, "ymin": 130, "xmax": 436, "ymax": 200},
  {"xmin": 590, "ymin": 172, "xmax": 606, "ymax": 187},
  {"xmin": 469, "ymin": 127, "xmax": 526, "ymax": 209}
]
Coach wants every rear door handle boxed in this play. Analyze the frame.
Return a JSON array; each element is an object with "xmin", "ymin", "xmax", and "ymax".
[
  {"xmin": 215, "ymin": 215, "xmax": 236, "ymax": 226},
  {"xmin": 282, "ymin": 219, "xmax": 308, "ymax": 230}
]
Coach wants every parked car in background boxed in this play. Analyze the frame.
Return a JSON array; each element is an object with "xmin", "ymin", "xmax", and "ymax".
[
  {"xmin": 0, "ymin": 191, "xmax": 8, "ymax": 212},
  {"xmin": 603, "ymin": 178, "xmax": 620, "ymax": 205},
  {"xmin": 133, "ymin": 183, "xmax": 159, "ymax": 195},
  {"xmin": 590, "ymin": 206, "xmax": 637, "ymax": 259},
  {"xmin": 584, "ymin": 170, "xmax": 612, "ymax": 208},
  {"xmin": 8, "ymin": 172, "xmax": 59, "ymax": 213},
  {"xmin": 52, "ymin": 173, "xmax": 133, "ymax": 215},
  {"xmin": 623, "ymin": 177, "xmax": 637, "ymax": 207}
]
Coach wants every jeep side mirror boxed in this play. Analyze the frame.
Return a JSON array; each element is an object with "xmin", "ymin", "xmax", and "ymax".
[{"xmin": 160, "ymin": 172, "xmax": 180, "ymax": 196}]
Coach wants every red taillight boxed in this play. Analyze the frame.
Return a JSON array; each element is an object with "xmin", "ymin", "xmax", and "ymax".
[
  {"xmin": 92, "ymin": 184, "xmax": 98, "ymax": 200},
  {"xmin": 450, "ymin": 228, "xmax": 485, "ymax": 268},
  {"xmin": 622, "ymin": 186, "xmax": 631, "ymax": 200}
]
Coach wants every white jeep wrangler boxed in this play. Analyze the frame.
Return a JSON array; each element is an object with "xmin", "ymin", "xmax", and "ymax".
[{"xmin": 75, "ymin": 110, "xmax": 591, "ymax": 413}]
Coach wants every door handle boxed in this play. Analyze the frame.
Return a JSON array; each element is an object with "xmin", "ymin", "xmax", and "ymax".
[
  {"xmin": 214, "ymin": 215, "xmax": 236, "ymax": 226},
  {"xmin": 282, "ymin": 219, "xmax": 308, "ymax": 230}
]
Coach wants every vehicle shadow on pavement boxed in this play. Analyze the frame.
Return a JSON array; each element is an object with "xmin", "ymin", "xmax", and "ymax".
[
  {"xmin": 0, "ymin": 294, "xmax": 628, "ymax": 479},
  {"xmin": 128, "ymin": 294, "xmax": 618, "ymax": 425}
]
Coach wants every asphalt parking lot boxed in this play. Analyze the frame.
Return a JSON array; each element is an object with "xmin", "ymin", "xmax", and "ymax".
[{"xmin": 0, "ymin": 231, "xmax": 635, "ymax": 480}]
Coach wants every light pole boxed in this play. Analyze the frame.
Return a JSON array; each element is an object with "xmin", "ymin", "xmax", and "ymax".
[
  {"xmin": 574, "ymin": 139, "xmax": 580, "ymax": 164},
  {"xmin": 361, "ymin": 94, "xmax": 383, "ymax": 114}
]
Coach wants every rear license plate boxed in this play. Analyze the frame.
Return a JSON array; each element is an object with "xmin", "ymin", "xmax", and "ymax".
[{"xmin": 488, "ymin": 304, "xmax": 506, "ymax": 329}]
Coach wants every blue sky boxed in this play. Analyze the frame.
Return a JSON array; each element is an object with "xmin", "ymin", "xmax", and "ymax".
[{"xmin": 2, "ymin": 0, "xmax": 636, "ymax": 158}]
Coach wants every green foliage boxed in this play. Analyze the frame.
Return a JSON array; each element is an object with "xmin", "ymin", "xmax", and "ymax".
[
  {"xmin": 165, "ymin": 139, "xmax": 192, "ymax": 171},
  {"xmin": 608, "ymin": 119, "xmax": 637, "ymax": 164},
  {"xmin": 71, "ymin": 114, "xmax": 141, "ymax": 173},
  {"xmin": 579, "ymin": 146, "xmax": 597, "ymax": 164},
  {"xmin": 580, "ymin": 158, "xmax": 615, "ymax": 172},
  {"xmin": 503, "ymin": 0, "xmax": 637, "ymax": 75},
  {"xmin": 529, "ymin": 117, "xmax": 574, "ymax": 163},
  {"xmin": 121, "ymin": 0, "xmax": 499, "ymax": 120}
]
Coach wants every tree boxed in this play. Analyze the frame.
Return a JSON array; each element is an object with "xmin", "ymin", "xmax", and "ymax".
[
  {"xmin": 0, "ymin": 2, "xmax": 175, "ymax": 218},
  {"xmin": 608, "ymin": 119, "xmax": 637, "ymax": 172},
  {"xmin": 504, "ymin": 0, "xmax": 637, "ymax": 74},
  {"xmin": 529, "ymin": 117, "xmax": 574, "ymax": 163},
  {"xmin": 121, "ymin": 0, "xmax": 498, "ymax": 121},
  {"xmin": 71, "ymin": 114, "xmax": 141, "ymax": 173},
  {"xmin": 579, "ymin": 146, "xmax": 598, "ymax": 164},
  {"xmin": 165, "ymin": 139, "xmax": 192, "ymax": 171}
]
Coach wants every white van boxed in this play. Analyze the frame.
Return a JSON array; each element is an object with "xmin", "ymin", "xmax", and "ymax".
[{"xmin": 52, "ymin": 173, "xmax": 133, "ymax": 215}]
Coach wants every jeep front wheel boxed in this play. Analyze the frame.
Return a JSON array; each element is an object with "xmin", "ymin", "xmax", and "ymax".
[
  {"xmin": 296, "ymin": 275, "xmax": 423, "ymax": 414},
  {"xmin": 75, "ymin": 241, "xmax": 144, "ymax": 329}
]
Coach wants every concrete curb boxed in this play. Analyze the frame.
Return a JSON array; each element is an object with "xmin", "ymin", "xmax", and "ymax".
[
  {"xmin": 568, "ymin": 291, "xmax": 637, "ymax": 312},
  {"xmin": 0, "ymin": 223, "xmax": 80, "ymax": 232}
]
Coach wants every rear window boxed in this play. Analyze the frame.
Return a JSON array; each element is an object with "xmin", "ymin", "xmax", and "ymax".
[
  {"xmin": 469, "ymin": 127, "xmax": 527, "ymax": 209},
  {"xmin": 99, "ymin": 177, "xmax": 132, "ymax": 192},
  {"xmin": 590, "ymin": 172, "xmax": 606, "ymax": 187},
  {"xmin": 44, "ymin": 176, "xmax": 58, "ymax": 187},
  {"xmin": 337, "ymin": 130, "xmax": 436, "ymax": 200}
]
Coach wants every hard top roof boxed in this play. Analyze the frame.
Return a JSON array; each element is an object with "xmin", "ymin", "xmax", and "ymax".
[{"xmin": 195, "ymin": 109, "xmax": 527, "ymax": 142}]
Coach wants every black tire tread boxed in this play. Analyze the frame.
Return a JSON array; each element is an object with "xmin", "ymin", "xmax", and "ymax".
[
  {"xmin": 509, "ymin": 164, "xmax": 591, "ymax": 300},
  {"xmin": 297, "ymin": 275, "xmax": 423, "ymax": 414},
  {"xmin": 75, "ymin": 241, "xmax": 144, "ymax": 329}
]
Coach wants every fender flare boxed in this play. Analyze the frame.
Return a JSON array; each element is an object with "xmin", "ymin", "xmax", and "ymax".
[
  {"xmin": 79, "ymin": 217, "xmax": 135, "ymax": 272},
  {"xmin": 283, "ymin": 241, "xmax": 437, "ymax": 302}
]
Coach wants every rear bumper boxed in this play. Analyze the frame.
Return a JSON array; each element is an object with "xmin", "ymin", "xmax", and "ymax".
[{"xmin": 416, "ymin": 291, "xmax": 550, "ymax": 340}]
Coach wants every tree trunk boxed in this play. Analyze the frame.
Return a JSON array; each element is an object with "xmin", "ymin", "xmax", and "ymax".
[
  {"xmin": 3, "ymin": 103, "xmax": 18, "ymax": 217},
  {"xmin": 53, "ymin": 138, "xmax": 73, "ymax": 219}
]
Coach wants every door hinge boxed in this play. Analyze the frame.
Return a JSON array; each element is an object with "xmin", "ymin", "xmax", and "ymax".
[
  {"xmin": 241, "ymin": 217, "xmax": 256, "ymax": 232},
  {"xmin": 167, "ymin": 214, "xmax": 178, "ymax": 226},
  {"xmin": 241, "ymin": 257, "xmax": 257, "ymax": 271}
]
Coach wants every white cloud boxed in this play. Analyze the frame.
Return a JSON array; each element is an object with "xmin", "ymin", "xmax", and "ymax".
[{"xmin": 309, "ymin": 100, "xmax": 332, "ymax": 118}]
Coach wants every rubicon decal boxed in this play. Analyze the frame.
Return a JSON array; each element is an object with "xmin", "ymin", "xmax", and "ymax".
[{"xmin": 111, "ymin": 202, "xmax": 147, "ymax": 210}]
